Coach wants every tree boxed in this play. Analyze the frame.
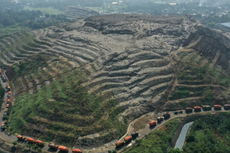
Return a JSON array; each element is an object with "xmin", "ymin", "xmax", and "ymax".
[
  {"xmin": 186, "ymin": 134, "xmax": 195, "ymax": 143},
  {"xmin": 167, "ymin": 148, "xmax": 182, "ymax": 153},
  {"xmin": 12, "ymin": 140, "xmax": 18, "ymax": 146}
]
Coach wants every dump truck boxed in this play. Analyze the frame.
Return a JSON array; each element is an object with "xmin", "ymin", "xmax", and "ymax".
[
  {"xmin": 132, "ymin": 131, "xmax": 139, "ymax": 139},
  {"xmin": 185, "ymin": 107, "xmax": 193, "ymax": 113},
  {"xmin": 27, "ymin": 137, "xmax": 35, "ymax": 143},
  {"xmin": 1, "ymin": 122, "xmax": 5, "ymax": 130},
  {"xmin": 48, "ymin": 143, "xmax": 58, "ymax": 150},
  {"xmin": 163, "ymin": 113, "xmax": 170, "ymax": 119},
  {"xmin": 59, "ymin": 146, "xmax": 68, "ymax": 152},
  {"xmin": 157, "ymin": 116, "xmax": 164, "ymax": 123},
  {"xmin": 17, "ymin": 135, "xmax": 26, "ymax": 141},
  {"xmin": 72, "ymin": 148, "xmax": 82, "ymax": 153},
  {"xmin": 115, "ymin": 141, "xmax": 124, "ymax": 148},
  {"xmin": 124, "ymin": 136, "xmax": 132, "ymax": 143},
  {"xmin": 149, "ymin": 120, "xmax": 157, "ymax": 127},
  {"xmin": 203, "ymin": 105, "xmax": 211, "ymax": 111},
  {"xmin": 224, "ymin": 104, "xmax": 230, "ymax": 109},
  {"xmin": 214, "ymin": 105, "xmax": 221, "ymax": 110},
  {"xmin": 34, "ymin": 140, "xmax": 44, "ymax": 147},
  {"xmin": 194, "ymin": 106, "xmax": 201, "ymax": 112}
]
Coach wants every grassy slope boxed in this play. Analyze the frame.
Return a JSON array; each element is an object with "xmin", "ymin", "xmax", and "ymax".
[
  {"xmin": 8, "ymin": 56, "xmax": 126, "ymax": 147},
  {"xmin": 123, "ymin": 118, "xmax": 181, "ymax": 153}
]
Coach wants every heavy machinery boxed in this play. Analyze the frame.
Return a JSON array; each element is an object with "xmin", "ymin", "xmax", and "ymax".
[
  {"xmin": 72, "ymin": 148, "xmax": 83, "ymax": 153},
  {"xmin": 34, "ymin": 140, "xmax": 44, "ymax": 147},
  {"xmin": 48, "ymin": 143, "xmax": 58, "ymax": 150},
  {"xmin": 59, "ymin": 146, "xmax": 69, "ymax": 152}
]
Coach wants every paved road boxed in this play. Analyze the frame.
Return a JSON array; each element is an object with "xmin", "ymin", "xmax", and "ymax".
[
  {"xmin": 174, "ymin": 121, "xmax": 193, "ymax": 150},
  {"xmin": 0, "ymin": 72, "xmax": 17, "ymax": 143}
]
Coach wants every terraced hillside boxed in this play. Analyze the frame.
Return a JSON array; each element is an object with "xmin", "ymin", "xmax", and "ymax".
[
  {"xmin": 3, "ymin": 14, "xmax": 230, "ymax": 149},
  {"xmin": 65, "ymin": 7, "xmax": 100, "ymax": 19}
]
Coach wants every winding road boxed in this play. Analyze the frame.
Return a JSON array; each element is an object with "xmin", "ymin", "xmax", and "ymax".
[{"xmin": 0, "ymin": 70, "xmax": 230, "ymax": 153}]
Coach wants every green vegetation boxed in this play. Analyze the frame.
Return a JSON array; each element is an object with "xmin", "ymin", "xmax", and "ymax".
[
  {"xmin": 0, "ymin": 10, "xmax": 70, "ymax": 38},
  {"xmin": 12, "ymin": 140, "xmax": 18, "ymax": 146},
  {"xmin": 24, "ymin": 6, "xmax": 64, "ymax": 15},
  {"xmin": 9, "ymin": 57, "xmax": 126, "ymax": 147},
  {"xmin": 124, "ymin": 118, "xmax": 181, "ymax": 153},
  {"xmin": 182, "ymin": 113, "xmax": 230, "ymax": 153}
]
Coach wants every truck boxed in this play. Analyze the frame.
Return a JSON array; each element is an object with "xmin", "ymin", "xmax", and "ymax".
[
  {"xmin": 185, "ymin": 107, "xmax": 193, "ymax": 113},
  {"xmin": 72, "ymin": 148, "xmax": 83, "ymax": 153},
  {"xmin": 132, "ymin": 131, "xmax": 139, "ymax": 139},
  {"xmin": 34, "ymin": 140, "xmax": 44, "ymax": 147},
  {"xmin": 115, "ymin": 141, "xmax": 124, "ymax": 148},
  {"xmin": 59, "ymin": 146, "xmax": 68, "ymax": 152},
  {"xmin": 214, "ymin": 105, "xmax": 221, "ymax": 110},
  {"xmin": 124, "ymin": 136, "xmax": 132, "ymax": 143},
  {"xmin": 27, "ymin": 137, "xmax": 35, "ymax": 143},
  {"xmin": 157, "ymin": 116, "xmax": 164, "ymax": 123},
  {"xmin": 202, "ymin": 105, "xmax": 211, "ymax": 111},
  {"xmin": 149, "ymin": 120, "xmax": 157, "ymax": 127},
  {"xmin": 17, "ymin": 135, "xmax": 26, "ymax": 141},
  {"xmin": 163, "ymin": 113, "xmax": 170, "ymax": 119},
  {"xmin": 224, "ymin": 104, "xmax": 230, "ymax": 110},
  {"xmin": 194, "ymin": 106, "xmax": 201, "ymax": 112},
  {"xmin": 48, "ymin": 143, "xmax": 58, "ymax": 150},
  {"xmin": 7, "ymin": 99, "xmax": 10, "ymax": 103}
]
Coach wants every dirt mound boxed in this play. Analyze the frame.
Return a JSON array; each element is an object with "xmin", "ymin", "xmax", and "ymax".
[{"xmin": 183, "ymin": 25, "xmax": 230, "ymax": 74}]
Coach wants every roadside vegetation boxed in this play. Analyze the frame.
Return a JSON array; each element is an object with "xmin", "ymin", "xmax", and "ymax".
[
  {"xmin": 8, "ymin": 55, "xmax": 126, "ymax": 147},
  {"xmin": 171, "ymin": 113, "xmax": 230, "ymax": 153},
  {"xmin": 123, "ymin": 118, "xmax": 181, "ymax": 153}
]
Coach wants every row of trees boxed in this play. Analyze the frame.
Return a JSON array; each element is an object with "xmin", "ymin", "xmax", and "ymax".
[{"xmin": 0, "ymin": 10, "xmax": 71, "ymax": 29}]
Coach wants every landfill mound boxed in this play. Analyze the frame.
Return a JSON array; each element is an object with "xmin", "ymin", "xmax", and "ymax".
[{"xmin": 2, "ymin": 14, "xmax": 230, "ymax": 148}]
